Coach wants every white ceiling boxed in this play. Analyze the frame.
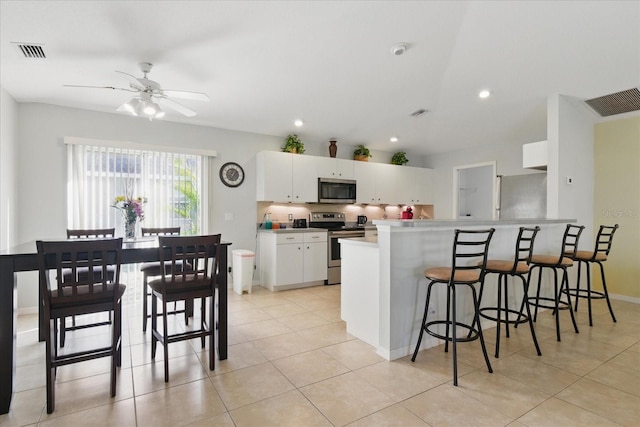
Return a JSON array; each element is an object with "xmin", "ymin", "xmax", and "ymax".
[{"xmin": 1, "ymin": 1, "xmax": 639, "ymax": 155}]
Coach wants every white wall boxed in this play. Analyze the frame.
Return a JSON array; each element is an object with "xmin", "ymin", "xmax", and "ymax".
[
  {"xmin": 0, "ymin": 86, "xmax": 18, "ymax": 251},
  {"xmin": 546, "ymin": 94, "xmax": 596, "ymax": 244},
  {"xmin": 15, "ymin": 103, "xmax": 286, "ymax": 307}
]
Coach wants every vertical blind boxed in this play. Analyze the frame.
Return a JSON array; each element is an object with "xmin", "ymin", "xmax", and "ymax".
[{"xmin": 66, "ymin": 142, "xmax": 207, "ymax": 236}]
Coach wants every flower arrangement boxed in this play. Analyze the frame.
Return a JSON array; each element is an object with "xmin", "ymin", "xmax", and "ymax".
[{"xmin": 112, "ymin": 194, "xmax": 147, "ymax": 238}]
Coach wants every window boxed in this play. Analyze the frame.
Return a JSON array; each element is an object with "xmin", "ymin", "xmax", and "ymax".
[{"xmin": 66, "ymin": 138, "xmax": 213, "ymax": 236}]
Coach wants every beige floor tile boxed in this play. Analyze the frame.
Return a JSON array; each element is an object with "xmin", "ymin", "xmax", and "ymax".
[
  {"xmin": 354, "ymin": 360, "xmax": 444, "ymax": 402},
  {"xmin": 296, "ymin": 297, "xmax": 340, "ymax": 311},
  {"xmin": 262, "ymin": 302, "xmax": 307, "ymax": 318},
  {"xmin": 201, "ymin": 342, "xmax": 267, "ymax": 375},
  {"xmin": 402, "ymin": 383, "xmax": 513, "ymax": 426},
  {"xmin": 243, "ymin": 293, "xmax": 292, "ymax": 308},
  {"xmin": 347, "ymin": 404, "xmax": 429, "ymax": 426},
  {"xmin": 520, "ymin": 338, "xmax": 612, "ymax": 376},
  {"xmin": 301, "ymin": 372, "xmax": 394, "ymax": 426},
  {"xmin": 128, "ymin": 338, "xmax": 195, "ymax": 367},
  {"xmin": 227, "ymin": 300, "xmax": 259, "ymax": 313},
  {"xmin": 457, "ymin": 370, "xmax": 549, "ymax": 418},
  {"xmin": 228, "ymin": 306, "xmax": 273, "ymax": 326},
  {"xmin": 14, "ymin": 361, "xmax": 46, "ymax": 392},
  {"xmin": 313, "ymin": 306, "xmax": 343, "ymax": 322},
  {"xmin": 230, "ymin": 389, "xmax": 332, "ymax": 427},
  {"xmin": 399, "ymin": 344, "xmax": 478, "ymax": 383},
  {"xmin": 557, "ymin": 378, "xmax": 640, "ymax": 426},
  {"xmin": 185, "ymin": 412, "xmax": 236, "ymax": 426},
  {"xmin": 234, "ymin": 318, "xmax": 293, "ymax": 341},
  {"xmin": 322, "ymin": 339, "xmax": 385, "ymax": 370},
  {"xmin": 273, "ymin": 349, "xmax": 350, "ymax": 388},
  {"xmin": 608, "ymin": 349, "xmax": 640, "ymax": 371},
  {"xmin": 0, "ymin": 388, "xmax": 44, "ymax": 427},
  {"xmin": 586, "ymin": 361, "xmax": 640, "ymax": 397},
  {"xmin": 253, "ymin": 331, "xmax": 319, "ymax": 360},
  {"xmin": 277, "ymin": 311, "xmax": 331, "ymax": 331},
  {"xmin": 15, "ymin": 341, "xmax": 44, "ymax": 368},
  {"xmin": 517, "ymin": 397, "xmax": 620, "ymax": 426},
  {"xmin": 211, "ymin": 362, "xmax": 295, "ymax": 410},
  {"xmin": 490, "ymin": 352, "xmax": 580, "ymax": 395},
  {"xmin": 135, "ymin": 379, "xmax": 227, "ymax": 426},
  {"xmin": 296, "ymin": 321, "xmax": 354, "ymax": 348},
  {"xmin": 131, "ymin": 353, "xmax": 208, "ymax": 396},
  {"xmin": 38, "ymin": 368, "xmax": 133, "ymax": 420},
  {"xmin": 38, "ymin": 398, "xmax": 137, "ymax": 427}
]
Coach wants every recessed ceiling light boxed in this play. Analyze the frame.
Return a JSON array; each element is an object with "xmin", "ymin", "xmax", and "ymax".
[
  {"xmin": 390, "ymin": 137, "xmax": 398, "ymax": 143},
  {"xmin": 479, "ymin": 89, "xmax": 491, "ymax": 99},
  {"xmin": 294, "ymin": 119, "xmax": 304, "ymax": 127},
  {"xmin": 390, "ymin": 43, "xmax": 407, "ymax": 56}
]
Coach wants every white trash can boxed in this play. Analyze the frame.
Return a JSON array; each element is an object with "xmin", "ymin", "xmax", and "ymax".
[{"xmin": 232, "ymin": 249, "xmax": 255, "ymax": 295}]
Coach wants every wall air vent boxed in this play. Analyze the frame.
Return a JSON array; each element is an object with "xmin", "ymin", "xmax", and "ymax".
[
  {"xmin": 12, "ymin": 42, "xmax": 46, "ymax": 59},
  {"xmin": 585, "ymin": 88, "xmax": 640, "ymax": 117},
  {"xmin": 410, "ymin": 109, "xmax": 428, "ymax": 118}
]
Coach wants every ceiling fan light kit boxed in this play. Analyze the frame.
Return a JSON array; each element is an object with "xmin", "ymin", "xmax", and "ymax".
[{"xmin": 65, "ymin": 62, "xmax": 208, "ymax": 121}]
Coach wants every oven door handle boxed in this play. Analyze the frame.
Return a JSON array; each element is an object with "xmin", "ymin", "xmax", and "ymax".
[{"xmin": 330, "ymin": 231, "xmax": 366, "ymax": 238}]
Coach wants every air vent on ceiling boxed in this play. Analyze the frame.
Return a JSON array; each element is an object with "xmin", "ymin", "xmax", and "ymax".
[
  {"xmin": 410, "ymin": 109, "xmax": 428, "ymax": 117},
  {"xmin": 585, "ymin": 88, "xmax": 640, "ymax": 117},
  {"xmin": 12, "ymin": 42, "xmax": 46, "ymax": 59}
]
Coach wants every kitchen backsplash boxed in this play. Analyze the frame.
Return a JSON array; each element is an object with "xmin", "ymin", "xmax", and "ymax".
[{"xmin": 257, "ymin": 202, "xmax": 433, "ymax": 225}]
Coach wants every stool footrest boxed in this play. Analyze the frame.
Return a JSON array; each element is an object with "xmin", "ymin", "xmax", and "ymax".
[
  {"xmin": 424, "ymin": 320, "xmax": 480, "ymax": 343},
  {"xmin": 527, "ymin": 296, "xmax": 571, "ymax": 311},
  {"xmin": 563, "ymin": 288, "xmax": 606, "ymax": 300},
  {"xmin": 479, "ymin": 307, "xmax": 529, "ymax": 325}
]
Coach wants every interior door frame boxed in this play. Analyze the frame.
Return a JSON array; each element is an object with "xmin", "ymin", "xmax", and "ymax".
[{"xmin": 452, "ymin": 161, "xmax": 497, "ymax": 219}]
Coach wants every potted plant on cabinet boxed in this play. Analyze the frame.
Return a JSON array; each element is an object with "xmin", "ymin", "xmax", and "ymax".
[
  {"xmin": 353, "ymin": 145, "xmax": 372, "ymax": 161},
  {"xmin": 391, "ymin": 151, "xmax": 409, "ymax": 165},
  {"xmin": 283, "ymin": 134, "xmax": 305, "ymax": 154}
]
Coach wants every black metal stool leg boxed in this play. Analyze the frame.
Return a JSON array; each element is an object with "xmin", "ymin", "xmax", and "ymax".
[
  {"xmin": 503, "ymin": 274, "xmax": 511, "ymax": 339},
  {"xmin": 585, "ymin": 261, "xmax": 593, "ymax": 326},
  {"xmin": 451, "ymin": 283, "xmax": 458, "ymax": 386},
  {"xmin": 444, "ymin": 284, "xmax": 451, "ymax": 353},
  {"xmin": 599, "ymin": 262, "xmax": 617, "ymax": 323},
  {"xmin": 495, "ymin": 274, "xmax": 503, "ymax": 358},
  {"xmin": 520, "ymin": 275, "xmax": 542, "ymax": 356},
  {"xmin": 412, "ymin": 281, "xmax": 434, "ymax": 361},
  {"xmin": 561, "ymin": 269, "xmax": 580, "ymax": 334},
  {"xmin": 471, "ymin": 283, "xmax": 493, "ymax": 374}
]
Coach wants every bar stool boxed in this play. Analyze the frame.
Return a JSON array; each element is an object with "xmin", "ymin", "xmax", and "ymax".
[
  {"xmin": 412, "ymin": 228, "xmax": 495, "ymax": 386},
  {"xmin": 563, "ymin": 224, "xmax": 619, "ymax": 326},
  {"xmin": 478, "ymin": 226, "xmax": 541, "ymax": 358},
  {"xmin": 525, "ymin": 224, "xmax": 584, "ymax": 342},
  {"xmin": 140, "ymin": 227, "xmax": 189, "ymax": 332}
]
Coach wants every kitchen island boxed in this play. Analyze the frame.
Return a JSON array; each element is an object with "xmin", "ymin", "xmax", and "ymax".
[{"xmin": 339, "ymin": 218, "xmax": 575, "ymax": 360}]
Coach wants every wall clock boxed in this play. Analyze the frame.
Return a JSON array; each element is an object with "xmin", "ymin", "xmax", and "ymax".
[{"xmin": 219, "ymin": 162, "xmax": 245, "ymax": 187}]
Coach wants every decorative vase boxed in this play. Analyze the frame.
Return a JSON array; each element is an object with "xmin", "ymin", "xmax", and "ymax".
[
  {"xmin": 125, "ymin": 220, "xmax": 136, "ymax": 239},
  {"xmin": 329, "ymin": 140, "xmax": 337, "ymax": 158}
]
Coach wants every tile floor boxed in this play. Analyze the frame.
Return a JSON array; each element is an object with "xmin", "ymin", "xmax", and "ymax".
[{"xmin": 2, "ymin": 283, "xmax": 640, "ymax": 426}]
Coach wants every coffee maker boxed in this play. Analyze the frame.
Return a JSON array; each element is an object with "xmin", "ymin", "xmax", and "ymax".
[{"xmin": 357, "ymin": 215, "xmax": 368, "ymax": 226}]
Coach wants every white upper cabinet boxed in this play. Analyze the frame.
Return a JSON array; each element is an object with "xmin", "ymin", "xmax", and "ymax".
[
  {"xmin": 354, "ymin": 162, "xmax": 399, "ymax": 205},
  {"xmin": 256, "ymin": 151, "xmax": 318, "ymax": 202},
  {"xmin": 317, "ymin": 158, "xmax": 354, "ymax": 180},
  {"xmin": 523, "ymin": 140, "xmax": 548, "ymax": 170},
  {"xmin": 396, "ymin": 166, "xmax": 434, "ymax": 205}
]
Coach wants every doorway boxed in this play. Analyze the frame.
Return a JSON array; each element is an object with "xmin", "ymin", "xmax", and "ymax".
[{"xmin": 453, "ymin": 161, "xmax": 497, "ymax": 219}]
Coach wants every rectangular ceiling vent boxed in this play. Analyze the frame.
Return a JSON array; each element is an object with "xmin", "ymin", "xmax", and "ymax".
[
  {"xmin": 12, "ymin": 42, "xmax": 46, "ymax": 59},
  {"xmin": 410, "ymin": 109, "xmax": 428, "ymax": 118},
  {"xmin": 585, "ymin": 88, "xmax": 640, "ymax": 117}
]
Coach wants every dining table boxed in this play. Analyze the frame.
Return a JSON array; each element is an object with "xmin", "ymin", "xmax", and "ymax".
[{"xmin": 0, "ymin": 236, "xmax": 230, "ymax": 414}]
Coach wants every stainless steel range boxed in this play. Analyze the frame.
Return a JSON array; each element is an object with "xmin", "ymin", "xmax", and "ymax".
[{"xmin": 309, "ymin": 212, "xmax": 365, "ymax": 285}]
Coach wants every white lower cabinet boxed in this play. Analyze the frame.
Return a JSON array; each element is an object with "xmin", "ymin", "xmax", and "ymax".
[{"xmin": 259, "ymin": 231, "xmax": 327, "ymax": 291}]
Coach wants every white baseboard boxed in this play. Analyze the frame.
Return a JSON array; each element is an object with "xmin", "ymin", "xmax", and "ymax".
[
  {"xmin": 18, "ymin": 306, "xmax": 38, "ymax": 315},
  {"xmin": 610, "ymin": 293, "xmax": 640, "ymax": 304}
]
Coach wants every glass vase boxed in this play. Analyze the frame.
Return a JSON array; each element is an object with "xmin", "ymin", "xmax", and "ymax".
[{"xmin": 125, "ymin": 220, "xmax": 136, "ymax": 240}]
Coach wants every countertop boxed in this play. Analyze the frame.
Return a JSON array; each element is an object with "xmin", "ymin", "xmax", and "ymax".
[{"xmin": 373, "ymin": 218, "xmax": 576, "ymax": 228}]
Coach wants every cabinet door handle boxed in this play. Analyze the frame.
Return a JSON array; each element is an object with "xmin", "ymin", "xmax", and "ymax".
[
  {"xmin": 285, "ymin": 237, "xmax": 295, "ymax": 240},
  {"xmin": 311, "ymin": 236, "xmax": 319, "ymax": 239}
]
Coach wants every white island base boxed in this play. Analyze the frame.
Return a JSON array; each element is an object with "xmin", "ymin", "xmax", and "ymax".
[{"xmin": 340, "ymin": 219, "xmax": 575, "ymax": 360}]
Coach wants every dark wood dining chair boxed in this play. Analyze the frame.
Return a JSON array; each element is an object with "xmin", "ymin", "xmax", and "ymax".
[
  {"xmin": 139, "ymin": 227, "xmax": 192, "ymax": 332},
  {"xmin": 59, "ymin": 228, "xmax": 116, "ymax": 347},
  {"xmin": 37, "ymin": 238, "xmax": 126, "ymax": 413},
  {"xmin": 150, "ymin": 234, "xmax": 221, "ymax": 382}
]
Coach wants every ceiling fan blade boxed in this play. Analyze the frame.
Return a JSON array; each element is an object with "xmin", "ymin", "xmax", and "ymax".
[
  {"xmin": 156, "ymin": 97, "xmax": 197, "ymax": 117},
  {"xmin": 63, "ymin": 84, "xmax": 136, "ymax": 92},
  {"xmin": 115, "ymin": 70, "xmax": 146, "ymax": 90},
  {"xmin": 162, "ymin": 90, "xmax": 210, "ymax": 102}
]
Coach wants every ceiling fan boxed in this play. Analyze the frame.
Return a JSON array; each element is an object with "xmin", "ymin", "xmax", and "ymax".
[{"xmin": 64, "ymin": 62, "xmax": 209, "ymax": 120}]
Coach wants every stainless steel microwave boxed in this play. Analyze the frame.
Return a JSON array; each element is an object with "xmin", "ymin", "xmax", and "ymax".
[{"xmin": 318, "ymin": 178, "xmax": 357, "ymax": 204}]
